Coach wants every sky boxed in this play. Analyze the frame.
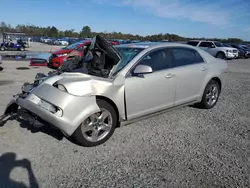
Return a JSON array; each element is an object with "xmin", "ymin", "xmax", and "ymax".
[{"xmin": 1, "ymin": 0, "xmax": 250, "ymax": 40}]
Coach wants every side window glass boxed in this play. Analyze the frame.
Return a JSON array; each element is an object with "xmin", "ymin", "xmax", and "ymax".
[
  {"xmin": 206, "ymin": 42, "xmax": 213, "ymax": 48},
  {"xmin": 139, "ymin": 49, "xmax": 171, "ymax": 71},
  {"xmin": 187, "ymin": 41, "xmax": 199, "ymax": 46},
  {"xmin": 172, "ymin": 48, "xmax": 204, "ymax": 67},
  {"xmin": 199, "ymin": 42, "xmax": 207, "ymax": 47}
]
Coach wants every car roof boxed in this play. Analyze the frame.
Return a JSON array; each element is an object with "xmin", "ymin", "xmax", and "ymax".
[
  {"xmin": 116, "ymin": 42, "xmax": 200, "ymax": 50},
  {"xmin": 116, "ymin": 42, "xmax": 162, "ymax": 48},
  {"xmin": 188, "ymin": 40, "xmax": 222, "ymax": 43}
]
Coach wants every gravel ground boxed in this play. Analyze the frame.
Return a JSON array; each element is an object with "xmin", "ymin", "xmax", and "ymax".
[{"xmin": 0, "ymin": 59, "xmax": 249, "ymax": 188}]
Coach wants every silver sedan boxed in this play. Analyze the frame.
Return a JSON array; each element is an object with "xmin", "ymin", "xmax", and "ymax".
[{"xmin": 4, "ymin": 36, "xmax": 228, "ymax": 147}]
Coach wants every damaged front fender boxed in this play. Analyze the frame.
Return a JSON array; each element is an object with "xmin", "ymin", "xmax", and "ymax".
[
  {"xmin": 4, "ymin": 96, "xmax": 19, "ymax": 115},
  {"xmin": 12, "ymin": 85, "xmax": 101, "ymax": 136}
]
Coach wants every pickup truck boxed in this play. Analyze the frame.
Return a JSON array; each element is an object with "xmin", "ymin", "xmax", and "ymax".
[{"xmin": 187, "ymin": 40, "xmax": 238, "ymax": 59}]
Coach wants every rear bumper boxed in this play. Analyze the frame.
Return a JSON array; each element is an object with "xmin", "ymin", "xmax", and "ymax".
[{"xmin": 5, "ymin": 84, "xmax": 100, "ymax": 136}]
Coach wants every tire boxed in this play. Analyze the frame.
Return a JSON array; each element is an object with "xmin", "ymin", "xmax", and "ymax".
[
  {"xmin": 0, "ymin": 46, "xmax": 5, "ymax": 51},
  {"xmin": 199, "ymin": 79, "xmax": 220, "ymax": 109},
  {"xmin": 19, "ymin": 47, "xmax": 24, "ymax": 51},
  {"xmin": 216, "ymin": 52, "xmax": 226, "ymax": 59},
  {"xmin": 73, "ymin": 99, "xmax": 118, "ymax": 147}
]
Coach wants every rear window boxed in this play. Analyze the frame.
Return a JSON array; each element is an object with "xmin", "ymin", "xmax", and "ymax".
[
  {"xmin": 187, "ymin": 41, "xmax": 199, "ymax": 46},
  {"xmin": 172, "ymin": 47, "xmax": 204, "ymax": 67}
]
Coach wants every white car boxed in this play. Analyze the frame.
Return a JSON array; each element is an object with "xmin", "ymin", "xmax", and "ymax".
[
  {"xmin": 60, "ymin": 40, "xmax": 69, "ymax": 46},
  {"xmin": 54, "ymin": 39, "xmax": 69, "ymax": 46},
  {"xmin": 4, "ymin": 35, "xmax": 228, "ymax": 147},
  {"xmin": 188, "ymin": 40, "xmax": 238, "ymax": 59}
]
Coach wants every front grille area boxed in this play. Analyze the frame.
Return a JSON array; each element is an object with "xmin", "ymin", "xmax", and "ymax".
[{"xmin": 233, "ymin": 50, "xmax": 238, "ymax": 53}]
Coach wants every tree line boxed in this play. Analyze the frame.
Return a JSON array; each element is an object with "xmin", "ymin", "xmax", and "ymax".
[{"xmin": 0, "ymin": 21, "xmax": 247, "ymax": 43}]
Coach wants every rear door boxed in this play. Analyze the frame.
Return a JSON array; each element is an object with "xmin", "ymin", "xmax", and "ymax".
[{"xmin": 169, "ymin": 47, "xmax": 208, "ymax": 105}]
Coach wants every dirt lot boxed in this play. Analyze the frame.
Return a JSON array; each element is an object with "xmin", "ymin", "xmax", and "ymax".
[{"xmin": 0, "ymin": 59, "xmax": 249, "ymax": 187}]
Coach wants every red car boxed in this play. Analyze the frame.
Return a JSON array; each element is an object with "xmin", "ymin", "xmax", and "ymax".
[{"xmin": 48, "ymin": 40, "xmax": 119, "ymax": 69}]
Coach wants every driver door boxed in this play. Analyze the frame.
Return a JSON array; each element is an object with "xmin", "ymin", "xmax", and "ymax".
[{"xmin": 125, "ymin": 48, "xmax": 176, "ymax": 119}]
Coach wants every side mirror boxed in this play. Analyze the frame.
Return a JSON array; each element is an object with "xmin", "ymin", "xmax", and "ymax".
[{"xmin": 133, "ymin": 65, "xmax": 153, "ymax": 76}]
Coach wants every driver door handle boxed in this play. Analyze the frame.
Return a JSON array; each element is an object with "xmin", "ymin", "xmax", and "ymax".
[{"xmin": 165, "ymin": 73, "xmax": 175, "ymax": 79}]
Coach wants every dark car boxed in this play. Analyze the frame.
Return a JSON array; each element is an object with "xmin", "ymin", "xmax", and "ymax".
[
  {"xmin": 228, "ymin": 44, "xmax": 250, "ymax": 59},
  {"xmin": 240, "ymin": 45, "xmax": 250, "ymax": 51}
]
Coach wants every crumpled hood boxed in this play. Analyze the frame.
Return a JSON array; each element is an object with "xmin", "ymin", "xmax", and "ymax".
[{"xmin": 44, "ymin": 73, "xmax": 113, "ymax": 96}]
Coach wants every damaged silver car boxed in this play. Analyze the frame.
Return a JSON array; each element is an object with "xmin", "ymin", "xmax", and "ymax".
[{"xmin": 3, "ymin": 35, "xmax": 228, "ymax": 147}]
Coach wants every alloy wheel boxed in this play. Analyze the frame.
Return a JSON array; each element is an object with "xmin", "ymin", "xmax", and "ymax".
[
  {"xmin": 81, "ymin": 108, "xmax": 113, "ymax": 142},
  {"xmin": 206, "ymin": 84, "xmax": 219, "ymax": 106}
]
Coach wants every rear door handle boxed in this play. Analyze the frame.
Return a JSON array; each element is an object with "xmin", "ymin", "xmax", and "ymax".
[
  {"xmin": 201, "ymin": 67, "xmax": 207, "ymax": 71},
  {"xmin": 165, "ymin": 73, "xmax": 175, "ymax": 79}
]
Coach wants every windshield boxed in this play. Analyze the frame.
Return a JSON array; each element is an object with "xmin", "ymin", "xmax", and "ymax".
[
  {"xmin": 63, "ymin": 41, "xmax": 84, "ymax": 50},
  {"xmin": 112, "ymin": 47, "xmax": 144, "ymax": 76},
  {"xmin": 214, "ymin": 42, "xmax": 224, "ymax": 47},
  {"xmin": 223, "ymin": 44, "xmax": 231, "ymax": 47}
]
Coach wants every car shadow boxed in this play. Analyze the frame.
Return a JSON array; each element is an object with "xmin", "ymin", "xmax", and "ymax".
[
  {"xmin": 0, "ymin": 152, "xmax": 39, "ymax": 188},
  {"xmin": 188, "ymin": 103, "xmax": 205, "ymax": 109},
  {"xmin": 0, "ymin": 110, "xmax": 64, "ymax": 141}
]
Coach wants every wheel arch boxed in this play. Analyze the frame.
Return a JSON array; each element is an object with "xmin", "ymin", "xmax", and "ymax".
[
  {"xmin": 216, "ymin": 51, "xmax": 225, "ymax": 56},
  {"xmin": 96, "ymin": 95, "xmax": 120, "ymax": 127},
  {"xmin": 198, "ymin": 76, "xmax": 222, "ymax": 102},
  {"xmin": 210, "ymin": 77, "xmax": 222, "ymax": 91}
]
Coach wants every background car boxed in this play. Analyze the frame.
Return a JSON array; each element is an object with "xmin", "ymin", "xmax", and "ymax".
[
  {"xmin": 187, "ymin": 40, "xmax": 238, "ymax": 59},
  {"xmin": 47, "ymin": 40, "xmax": 91, "ymax": 68},
  {"xmin": 48, "ymin": 39, "xmax": 119, "ymax": 68},
  {"xmin": 228, "ymin": 44, "xmax": 250, "ymax": 59},
  {"xmin": 222, "ymin": 43, "xmax": 245, "ymax": 59},
  {"xmin": 53, "ymin": 39, "xmax": 69, "ymax": 46}
]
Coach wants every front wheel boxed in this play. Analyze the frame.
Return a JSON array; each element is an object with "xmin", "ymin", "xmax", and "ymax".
[
  {"xmin": 73, "ymin": 99, "xmax": 118, "ymax": 147},
  {"xmin": 199, "ymin": 80, "xmax": 220, "ymax": 109},
  {"xmin": 216, "ymin": 52, "xmax": 226, "ymax": 59},
  {"xmin": 19, "ymin": 47, "xmax": 24, "ymax": 51},
  {"xmin": 0, "ymin": 46, "xmax": 5, "ymax": 51}
]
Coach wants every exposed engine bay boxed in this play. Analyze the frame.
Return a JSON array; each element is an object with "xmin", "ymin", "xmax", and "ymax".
[{"xmin": 22, "ymin": 35, "xmax": 121, "ymax": 94}]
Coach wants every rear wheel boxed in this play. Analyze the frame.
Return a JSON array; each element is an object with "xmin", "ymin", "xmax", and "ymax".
[
  {"xmin": 216, "ymin": 52, "xmax": 226, "ymax": 59},
  {"xmin": 73, "ymin": 99, "xmax": 118, "ymax": 147},
  {"xmin": 199, "ymin": 80, "xmax": 220, "ymax": 109}
]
